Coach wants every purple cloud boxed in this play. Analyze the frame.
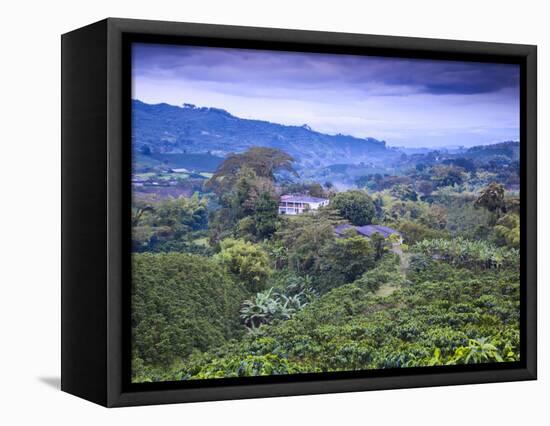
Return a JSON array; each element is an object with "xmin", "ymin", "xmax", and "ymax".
[
  {"xmin": 133, "ymin": 44, "xmax": 518, "ymax": 96},
  {"xmin": 131, "ymin": 43, "xmax": 520, "ymax": 147}
]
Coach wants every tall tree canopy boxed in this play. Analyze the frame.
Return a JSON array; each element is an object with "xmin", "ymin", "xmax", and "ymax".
[
  {"xmin": 432, "ymin": 165, "xmax": 466, "ymax": 188},
  {"xmin": 206, "ymin": 147, "xmax": 296, "ymax": 195},
  {"xmin": 475, "ymin": 182, "xmax": 506, "ymax": 213},
  {"xmin": 215, "ymin": 238, "xmax": 272, "ymax": 292},
  {"xmin": 205, "ymin": 147, "xmax": 295, "ymax": 244},
  {"xmin": 317, "ymin": 236, "xmax": 376, "ymax": 293},
  {"xmin": 132, "ymin": 194, "xmax": 208, "ymax": 252},
  {"xmin": 276, "ymin": 210, "xmax": 341, "ymax": 274},
  {"xmin": 331, "ymin": 190, "xmax": 376, "ymax": 226}
]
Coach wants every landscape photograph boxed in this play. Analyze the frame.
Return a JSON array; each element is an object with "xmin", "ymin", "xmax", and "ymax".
[{"xmin": 130, "ymin": 43, "xmax": 521, "ymax": 383}]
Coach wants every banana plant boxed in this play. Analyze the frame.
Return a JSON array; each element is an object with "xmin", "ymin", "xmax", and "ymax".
[
  {"xmin": 450, "ymin": 338, "xmax": 504, "ymax": 364},
  {"xmin": 240, "ymin": 285, "xmax": 310, "ymax": 330}
]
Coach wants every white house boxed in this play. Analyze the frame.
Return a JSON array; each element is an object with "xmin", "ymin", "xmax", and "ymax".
[{"xmin": 278, "ymin": 195, "xmax": 330, "ymax": 215}]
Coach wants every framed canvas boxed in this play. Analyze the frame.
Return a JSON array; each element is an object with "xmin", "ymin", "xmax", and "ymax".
[{"xmin": 61, "ymin": 18, "xmax": 537, "ymax": 407}]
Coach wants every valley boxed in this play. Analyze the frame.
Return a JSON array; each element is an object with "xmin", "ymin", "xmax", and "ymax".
[{"xmin": 131, "ymin": 101, "xmax": 521, "ymax": 382}]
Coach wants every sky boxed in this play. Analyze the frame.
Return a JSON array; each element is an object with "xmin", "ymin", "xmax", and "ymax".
[{"xmin": 132, "ymin": 43, "xmax": 520, "ymax": 148}]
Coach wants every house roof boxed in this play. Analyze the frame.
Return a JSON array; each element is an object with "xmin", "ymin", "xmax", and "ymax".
[
  {"xmin": 280, "ymin": 195, "xmax": 329, "ymax": 203},
  {"xmin": 335, "ymin": 224, "xmax": 401, "ymax": 238}
]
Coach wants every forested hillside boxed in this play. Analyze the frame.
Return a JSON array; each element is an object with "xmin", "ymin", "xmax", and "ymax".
[
  {"xmin": 131, "ymin": 139, "xmax": 521, "ymax": 382},
  {"xmin": 132, "ymin": 100, "xmax": 392, "ymax": 172}
]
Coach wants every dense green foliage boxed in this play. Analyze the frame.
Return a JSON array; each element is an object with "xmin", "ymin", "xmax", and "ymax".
[
  {"xmin": 205, "ymin": 147, "xmax": 295, "ymax": 196},
  {"xmin": 331, "ymin": 191, "xmax": 376, "ymax": 225},
  {"xmin": 142, "ymin": 252, "xmax": 518, "ymax": 380},
  {"xmin": 215, "ymin": 238, "xmax": 272, "ymax": 292},
  {"xmin": 239, "ymin": 284, "xmax": 311, "ymax": 330},
  {"xmin": 131, "ymin": 253, "xmax": 246, "ymax": 381},
  {"xmin": 132, "ymin": 100, "xmax": 389, "ymax": 176},
  {"xmin": 316, "ymin": 236, "xmax": 376, "ymax": 293},
  {"xmin": 237, "ymin": 191, "xmax": 279, "ymax": 241},
  {"xmin": 132, "ymin": 194, "xmax": 209, "ymax": 253},
  {"xmin": 413, "ymin": 238, "xmax": 519, "ymax": 270},
  {"xmin": 131, "ymin": 139, "xmax": 521, "ymax": 383},
  {"xmin": 494, "ymin": 213, "xmax": 520, "ymax": 249},
  {"xmin": 207, "ymin": 162, "xmax": 282, "ymax": 245},
  {"xmin": 275, "ymin": 211, "xmax": 340, "ymax": 275}
]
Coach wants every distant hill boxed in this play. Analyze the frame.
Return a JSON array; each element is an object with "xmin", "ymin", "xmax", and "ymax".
[
  {"xmin": 132, "ymin": 100, "xmax": 394, "ymax": 171},
  {"xmin": 464, "ymin": 141, "xmax": 520, "ymax": 162}
]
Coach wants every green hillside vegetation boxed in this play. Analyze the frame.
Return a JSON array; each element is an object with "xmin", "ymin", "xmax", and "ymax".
[
  {"xmin": 132, "ymin": 253, "xmax": 247, "ymax": 382},
  {"xmin": 132, "ymin": 99, "xmax": 519, "ymax": 198},
  {"xmin": 132, "ymin": 100, "xmax": 390, "ymax": 173},
  {"xmin": 131, "ymin": 143, "xmax": 521, "ymax": 383}
]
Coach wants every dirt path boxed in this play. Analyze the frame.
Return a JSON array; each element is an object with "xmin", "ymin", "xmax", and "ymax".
[
  {"xmin": 391, "ymin": 244, "xmax": 410, "ymax": 274},
  {"xmin": 374, "ymin": 244, "xmax": 409, "ymax": 297}
]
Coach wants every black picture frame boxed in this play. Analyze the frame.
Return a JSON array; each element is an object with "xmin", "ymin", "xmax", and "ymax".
[{"xmin": 61, "ymin": 17, "xmax": 537, "ymax": 407}]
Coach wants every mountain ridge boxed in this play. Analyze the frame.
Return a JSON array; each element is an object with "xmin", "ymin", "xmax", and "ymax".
[{"xmin": 132, "ymin": 99, "xmax": 393, "ymax": 169}]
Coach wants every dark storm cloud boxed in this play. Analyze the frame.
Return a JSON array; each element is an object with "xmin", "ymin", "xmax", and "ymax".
[
  {"xmin": 132, "ymin": 43, "xmax": 519, "ymax": 96},
  {"xmin": 409, "ymin": 64, "xmax": 519, "ymax": 95}
]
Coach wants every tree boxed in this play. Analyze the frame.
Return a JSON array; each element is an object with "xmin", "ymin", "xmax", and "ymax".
[
  {"xmin": 228, "ymin": 167, "xmax": 277, "ymax": 217},
  {"xmin": 372, "ymin": 194, "xmax": 386, "ymax": 221},
  {"xmin": 206, "ymin": 147, "xmax": 295, "ymax": 195},
  {"xmin": 494, "ymin": 213, "xmax": 520, "ymax": 248},
  {"xmin": 355, "ymin": 176, "xmax": 367, "ymax": 189},
  {"xmin": 391, "ymin": 184, "xmax": 418, "ymax": 201},
  {"xmin": 417, "ymin": 180, "xmax": 434, "ymax": 198},
  {"xmin": 148, "ymin": 193, "xmax": 208, "ymax": 232},
  {"xmin": 231, "ymin": 166, "xmax": 258, "ymax": 217},
  {"xmin": 132, "ymin": 194, "xmax": 209, "ymax": 252},
  {"xmin": 308, "ymin": 183, "xmax": 325, "ymax": 198},
  {"xmin": 206, "ymin": 148, "xmax": 290, "ymax": 244},
  {"xmin": 331, "ymin": 191, "xmax": 376, "ymax": 226},
  {"xmin": 208, "ymin": 166, "xmax": 278, "ymax": 244},
  {"xmin": 238, "ymin": 191, "xmax": 279, "ymax": 241},
  {"xmin": 442, "ymin": 157, "xmax": 476, "ymax": 173},
  {"xmin": 276, "ymin": 211, "xmax": 340, "ymax": 275},
  {"xmin": 397, "ymin": 220, "xmax": 449, "ymax": 244},
  {"xmin": 387, "ymin": 199, "xmax": 447, "ymax": 231},
  {"xmin": 432, "ymin": 165, "xmax": 465, "ymax": 188},
  {"xmin": 370, "ymin": 232, "xmax": 388, "ymax": 260},
  {"xmin": 252, "ymin": 192, "xmax": 279, "ymax": 239},
  {"xmin": 215, "ymin": 238, "xmax": 272, "ymax": 292},
  {"xmin": 280, "ymin": 182, "xmax": 326, "ymax": 198},
  {"xmin": 475, "ymin": 182, "xmax": 505, "ymax": 213},
  {"xmin": 318, "ymin": 236, "xmax": 376, "ymax": 293},
  {"xmin": 132, "ymin": 200, "xmax": 153, "ymax": 227},
  {"xmin": 474, "ymin": 182, "xmax": 506, "ymax": 227}
]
